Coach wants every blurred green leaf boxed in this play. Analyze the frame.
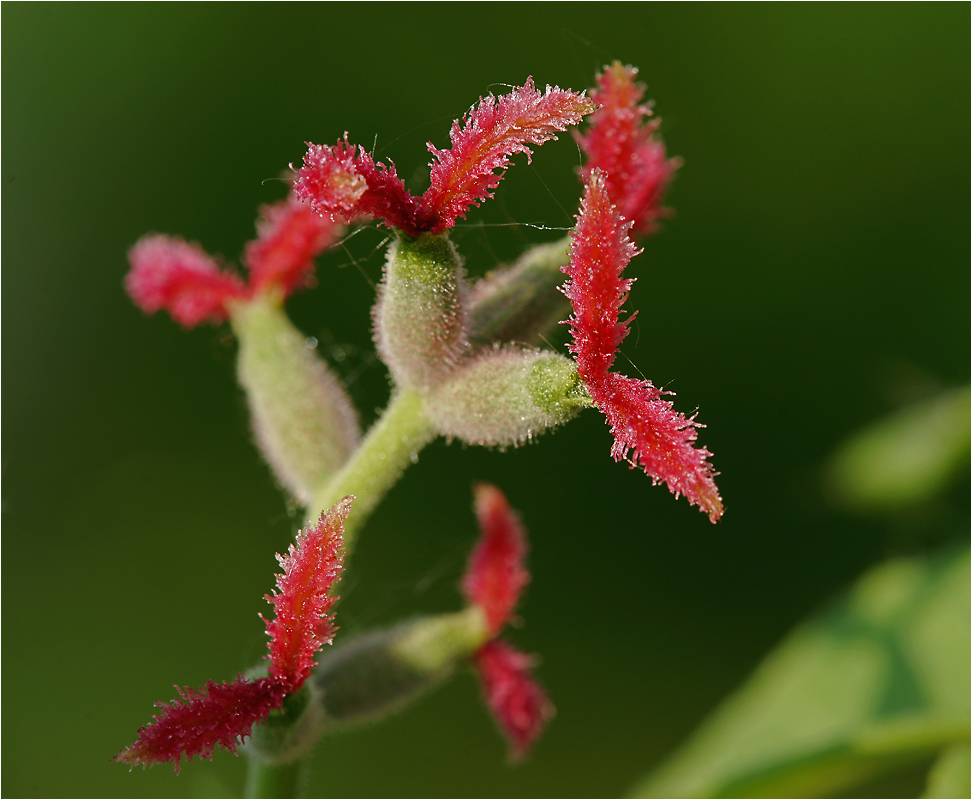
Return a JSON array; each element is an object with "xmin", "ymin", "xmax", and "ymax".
[
  {"xmin": 631, "ymin": 548, "xmax": 971, "ymax": 798},
  {"xmin": 922, "ymin": 744, "xmax": 971, "ymax": 799},
  {"xmin": 826, "ymin": 386, "xmax": 971, "ymax": 513}
]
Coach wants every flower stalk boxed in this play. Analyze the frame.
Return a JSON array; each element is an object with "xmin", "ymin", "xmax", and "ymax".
[{"xmin": 309, "ymin": 388, "xmax": 436, "ymax": 549}]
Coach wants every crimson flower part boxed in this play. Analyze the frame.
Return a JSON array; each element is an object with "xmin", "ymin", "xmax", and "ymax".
[
  {"xmin": 293, "ymin": 135, "xmax": 422, "ymax": 235},
  {"xmin": 576, "ymin": 62, "xmax": 680, "ymax": 237},
  {"xmin": 295, "ymin": 81, "xmax": 592, "ymax": 237},
  {"xmin": 462, "ymin": 483, "xmax": 530, "ymax": 637},
  {"xmin": 420, "ymin": 78, "xmax": 595, "ymax": 233},
  {"xmin": 115, "ymin": 498, "xmax": 352, "ymax": 772},
  {"xmin": 474, "ymin": 638, "xmax": 554, "ymax": 761},
  {"xmin": 263, "ymin": 497, "xmax": 350, "ymax": 693},
  {"xmin": 113, "ymin": 676, "xmax": 284, "ymax": 773},
  {"xmin": 126, "ymin": 235, "xmax": 246, "ymax": 328},
  {"xmin": 564, "ymin": 170, "xmax": 723, "ymax": 522},
  {"xmin": 245, "ymin": 195, "xmax": 343, "ymax": 297}
]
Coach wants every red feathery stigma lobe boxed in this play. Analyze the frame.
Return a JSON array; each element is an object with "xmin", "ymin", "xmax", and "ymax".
[
  {"xmin": 564, "ymin": 171, "xmax": 723, "ymax": 522},
  {"xmin": 474, "ymin": 639, "xmax": 554, "ymax": 761},
  {"xmin": 562, "ymin": 171, "xmax": 642, "ymax": 386},
  {"xmin": 599, "ymin": 372, "xmax": 723, "ymax": 523},
  {"xmin": 113, "ymin": 676, "xmax": 284, "ymax": 773},
  {"xmin": 294, "ymin": 136, "xmax": 422, "ymax": 235},
  {"xmin": 115, "ymin": 499, "xmax": 352, "ymax": 772},
  {"xmin": 462, "ymin": 483, "xmax": 530, "ymax": 638},
  {"xmin": 576, "ymin": 62, "xmax": 680, "ymax": 237},
  {"xmin": 420, "ymin": 78, "xmax": 596, "ymax": 233},
  {"xmin": 263, "ymin": 497, "xmax": 350, "ymax": 692},
  {"xmin": 244, "ymin": 195, "xmax": 342, "ymax": 297},
  {"xmin": 126, "ymin": 235, "xmax": 246, "ymax": 327}
]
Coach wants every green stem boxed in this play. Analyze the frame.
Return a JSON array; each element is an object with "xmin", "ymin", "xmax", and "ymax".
[
  {"xmin": 245, "ymin": 759, "xmax": 302, "ymax": 798},
  {"xmin": 308, "ymin": 388, "xmax": 436, "ymax": 552}
]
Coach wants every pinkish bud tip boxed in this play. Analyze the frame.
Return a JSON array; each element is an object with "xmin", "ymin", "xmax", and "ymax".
[
  {"xmin": 126, "ymin": 235, "xmax": 246, "ymax": 327},
  {"xmin": 474, "ymin": 638, "xmax": 554, "ymax": 761},
  {"xmin": 576, "ymin": 62, "xmax": 680, "ymax": 237},
  {"xmin": 245, "ymin": 195, "xmax": 342, "ymax": 298},
  {"xmin": 564, "ymin": 171, "xmax": 723, "ymax": 522},
  {"xmin": 462, "ymin": 483, "xmax": 530, "ymax": 638}
]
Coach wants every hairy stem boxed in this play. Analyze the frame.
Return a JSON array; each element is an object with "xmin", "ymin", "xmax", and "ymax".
[{"xmin": 308, "ymin": 388, "xmax": 436, "ymax": 552}]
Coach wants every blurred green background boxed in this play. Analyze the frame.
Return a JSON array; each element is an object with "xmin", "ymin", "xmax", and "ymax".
[{"xmin": 3, "ymin": 4, "xmax": 968, "ymax": 797}]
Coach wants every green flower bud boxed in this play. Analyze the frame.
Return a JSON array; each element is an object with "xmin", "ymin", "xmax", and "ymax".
[
  {"xmin": 466, "ymin": 237, "xmax": 571, "ymax": 348},
  {"xmin": 426, "ymin": 348, "xmax": 591, "ymax": 447},
  {"xmin": 243, "ymin": 609, "xmax": 488, "ymax": 760},
  {"xmin": 373, "ymin": 232, "xmax": 467, "ymax": 391},
  {"xmin": 231, "ymin": 295, "xmax": 360, "ymax": 506},
  {"xmin": 313, "ymin": 607, "xmax": 489, "ymax": 729}
]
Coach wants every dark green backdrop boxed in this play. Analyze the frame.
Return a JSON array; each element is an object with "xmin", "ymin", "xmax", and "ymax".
[{"xmin": 3, "ymin": 4, "xmax": 968, "ymax": 797}]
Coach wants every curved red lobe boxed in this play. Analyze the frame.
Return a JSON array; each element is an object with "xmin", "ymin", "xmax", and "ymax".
[
  {"xmin": 113, "ymin": 676, "xmax": 284, "ymax": 773},
  {"xmin": 244, "ymin": 195, "xmax": 342, "ymax": 298},
  {"xmin": 421, "ymin": 78, "xmax": 595, "ymax": 233},
  {"xmin": 126, "ymin": 235, "xmax": 246, "ymax": 328},
  {"xmin": 473, "ymin": 639, "xmax": 553, "ymax": 761},
  {"xmin": 563, "ymin": 171, "xmax": 722, "ymax": 522},
  {"xmin": 576, "ymin": 62, "xmax": 679, "ymax": 237},
  {"xmin": 462, "ymin": 483, "xmax": 530, "ymax": 637}
]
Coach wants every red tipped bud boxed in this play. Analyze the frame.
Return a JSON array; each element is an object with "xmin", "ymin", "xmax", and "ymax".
[{"xmin": 115, "ymin": 499, "xmax": 353, "ymax": 772}]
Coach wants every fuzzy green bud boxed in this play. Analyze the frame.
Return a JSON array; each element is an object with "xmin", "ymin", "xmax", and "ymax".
[
  {"xmin": 466, "ymin": 237, "xmax": 571, "ymax": 348},
  {"xmin": 426, "ymin": 348, "xmax": 591, "ymax": 447},
  {"xmin": 241, "ymin": 609, "xmax": 488, "ymax": 762},
  {"xmin": 231, "ymin": 295, "xmax": 360, "ymax": 506},
  {"xmin": 312, "ymin": 607, "xmax": 489, "ymax": 730},
  {"xmin": 373, "ymin": 232, "xmax": 467, "ymax": 391}
]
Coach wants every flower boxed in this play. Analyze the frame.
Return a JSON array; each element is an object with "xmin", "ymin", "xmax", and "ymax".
[
  {"xmin": 293, "ymin": 78, "xmax": 595, "ymax": 235},
  {"xmin": 114, "ymin": 498, "xmax": 351, "ymax": 772},
  {"xmin": 126, "ymin": 235, "xmax": 246, "ymax": 328},
  {"xmin": 463, "ymin": 483, "xmax": 553, "ymax": 759},
  {"xmin": 576, "ymin": 62, "xmax": 680, "ymax": 237},
  {"xmin": 126, "ymin": 193, "xmax": 341, "ymax": 328},
  {"xmin": 563, "ymin": 171, "xmax": 723, "ymax": 522}
]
